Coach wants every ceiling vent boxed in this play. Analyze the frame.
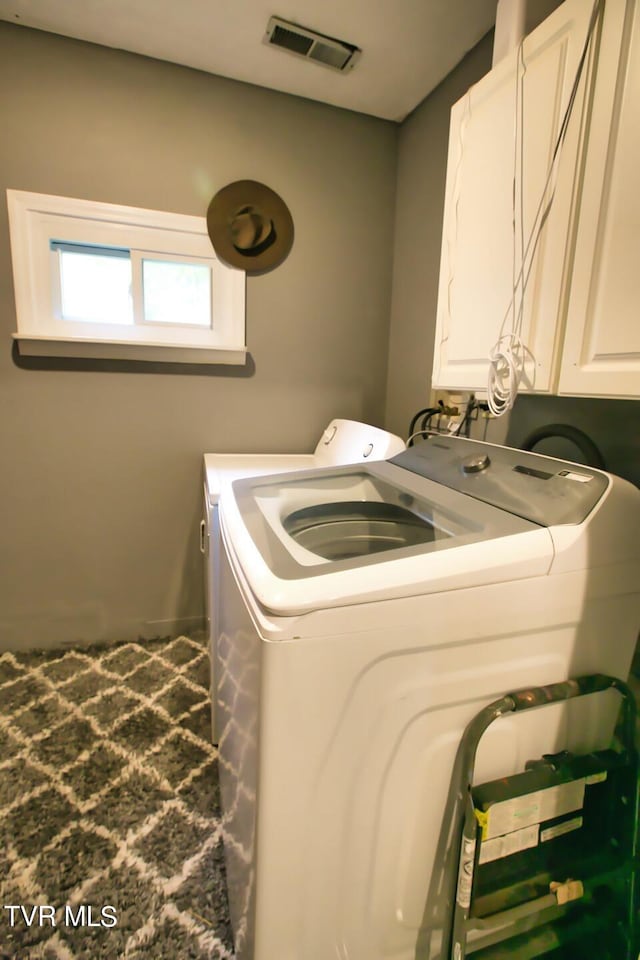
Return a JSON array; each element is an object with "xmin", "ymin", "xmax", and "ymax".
[{"xmin": 264, "ymin": 16, "xmax": 361, "ymax": 73}]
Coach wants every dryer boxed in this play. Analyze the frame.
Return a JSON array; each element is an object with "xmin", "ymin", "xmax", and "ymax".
[
  {"xmin": 217, "ymin": 435, "xmax": 640, "ymax": 960},
  {"xmin": 201, "ymin": 419, "xmax": 404, "ymax": 741}
]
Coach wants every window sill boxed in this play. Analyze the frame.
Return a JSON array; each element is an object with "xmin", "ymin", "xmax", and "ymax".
[{"xmin": 13, "ymin": 334, "xmax": 247, "ymax": 365}]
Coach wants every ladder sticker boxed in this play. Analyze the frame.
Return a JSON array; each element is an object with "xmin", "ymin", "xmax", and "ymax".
[
  {"xmin": 455, "ymin": 837, "xmax": 477, "ymax": 909},
  {"xmin": 541, "ymin": 815, "xmax": 583, "ymax": 843},
  {"xmin": 482, "ymin": 779, "xmax": 585, "ymax": 840},
  {"xmin": 479, "ymin": 823, "xmax": 540, "ymax": 864},
  {"xmin": 585, "ymin": 771, "xmax": 607, "ymax": 785}
]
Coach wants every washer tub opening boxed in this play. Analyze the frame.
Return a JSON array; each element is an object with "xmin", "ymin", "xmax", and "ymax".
[{"xmin": 282, "ymin": 501, "xmax": 449, "ymax": 561}]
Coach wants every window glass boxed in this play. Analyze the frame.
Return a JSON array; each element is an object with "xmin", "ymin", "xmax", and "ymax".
[
  {"xmin": 55, "ymin": 243, "xmax": 133, "ymax": 325},
  {"xmin": 142, "ymin": 259, "xmax": 211, "ymax": 328}
]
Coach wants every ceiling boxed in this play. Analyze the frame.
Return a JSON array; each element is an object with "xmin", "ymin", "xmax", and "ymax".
[{"xmin": 0, "ymin": 0, "xmax": 497, "ymax": 121}]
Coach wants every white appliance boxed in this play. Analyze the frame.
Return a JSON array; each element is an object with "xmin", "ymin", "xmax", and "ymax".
[
  {"xmin": 201, "ymin": 419, "xmax": 405, "ymax": 741},
  {"xmin": 217, "ymin": 435, "xmax": 640, "ymax": 960}
]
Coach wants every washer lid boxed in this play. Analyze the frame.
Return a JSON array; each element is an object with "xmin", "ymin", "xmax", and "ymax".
[
  {"xmin": 203, "ymin": 453, "xmax": 316, "ymax": 504},
  {"xmin": 221, "ymin": 455, "xmax": 554, "ymax": 614}
]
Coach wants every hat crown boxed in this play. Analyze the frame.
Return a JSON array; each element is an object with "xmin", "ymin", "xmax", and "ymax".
[{"xmin": 230, "ymin": 205, "xmax": 276, "ymax": 255}]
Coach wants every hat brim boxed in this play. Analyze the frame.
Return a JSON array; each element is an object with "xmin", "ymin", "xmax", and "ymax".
[{"xmin": 206, "ymin": 180, "xmax": 294, "ymax": 276}]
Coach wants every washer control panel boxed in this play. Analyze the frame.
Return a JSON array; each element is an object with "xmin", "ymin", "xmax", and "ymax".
[{"xmin": 393, "ymin": 437, "xmax": 609, "ymax": 526}]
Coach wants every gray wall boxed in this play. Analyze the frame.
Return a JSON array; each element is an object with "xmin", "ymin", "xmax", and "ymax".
[
  {"xmin": 384, "ymin": 34, "xmax": 494, "ymax": 441},
  {"xmin": 0, "ymin": 22, "xmax": 397, "ymax": 650},
  {"xmin": 506, "ymin": 394, "xmax": 640, "ymax": 488}
]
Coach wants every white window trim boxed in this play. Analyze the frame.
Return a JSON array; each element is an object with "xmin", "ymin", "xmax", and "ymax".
[{"xmin": 7, "ymin": 190, "xmax": 246, "ymax": 364}]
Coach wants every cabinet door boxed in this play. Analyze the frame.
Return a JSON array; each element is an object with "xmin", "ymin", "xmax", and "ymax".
[
  {"xmin": 559, "ymin": 0, "xmax": 640, "ymax": 398},
  {"xmin": 432, "ymin": 0, "xmax": 595, "ymax": 393}
]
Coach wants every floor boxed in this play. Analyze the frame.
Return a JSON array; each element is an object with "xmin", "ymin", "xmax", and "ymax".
[
  {"xmin": 0, "ymin": 635, "xmax": 235, "ymax": 960},
  {"xmin": 2, "ymin": 632, "xmax": 638, "ymax": 960}
]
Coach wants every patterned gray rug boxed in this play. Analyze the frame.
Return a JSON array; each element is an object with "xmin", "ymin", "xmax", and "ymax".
[{"xmin": 0, "ymin": 635, "xmax": 235, "ymax": 959}]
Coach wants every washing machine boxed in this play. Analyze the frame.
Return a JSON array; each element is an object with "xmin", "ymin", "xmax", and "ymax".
[
  {"xmin": 201, "ymin": 419, "xmax": 404, "ymax": 741},
  {"xmin": 216, "ymin": 435, "xmax": 640, "ymax": 960}
]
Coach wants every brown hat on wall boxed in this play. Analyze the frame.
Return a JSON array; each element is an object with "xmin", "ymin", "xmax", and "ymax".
[{"xmin": 206, "ymin": 180, "xmax": 294, "ymax": 276}]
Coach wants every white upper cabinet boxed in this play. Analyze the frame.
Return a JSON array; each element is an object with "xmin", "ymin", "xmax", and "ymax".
[
  {"xmin": 559, "ymin": 0, "xmax": 640, "ymax": 397},
  {"xmin": 432, "ymin": 0, "xmax": 635, "ymax": 399}
]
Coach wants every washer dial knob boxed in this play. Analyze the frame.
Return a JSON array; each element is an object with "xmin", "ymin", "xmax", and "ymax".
[{"xmin": 462, "ymin": 453, "xmax": 491, "ymax": 474}]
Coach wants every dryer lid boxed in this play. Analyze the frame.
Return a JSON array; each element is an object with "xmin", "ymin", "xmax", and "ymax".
[{"xmin": 312, "ymin": 418, "xmax": 405, "ymax": 465}]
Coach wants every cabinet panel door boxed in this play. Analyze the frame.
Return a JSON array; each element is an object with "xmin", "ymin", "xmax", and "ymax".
[
  {"xmin": 432, "ymin": 0, "xmax": 595, "ymax": 393},
  {"xmin": 559, "ymin": 0, "xmax": 640, "ymax": 398}
]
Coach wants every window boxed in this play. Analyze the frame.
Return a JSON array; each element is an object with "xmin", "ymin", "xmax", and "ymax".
[{"xmin": 7, "ymin": 191, "xmax": 246, "ymax": 363}]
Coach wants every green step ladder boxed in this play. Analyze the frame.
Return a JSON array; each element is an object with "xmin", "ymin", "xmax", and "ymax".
[{"xmin": 447, "ymin": 674, "xmax": 640, "ymax": 959}]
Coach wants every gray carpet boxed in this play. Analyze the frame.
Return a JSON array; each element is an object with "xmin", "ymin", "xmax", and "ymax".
[{"xmin": 0, "ymin": 635, "xmax": 235, "ymax": 959}]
